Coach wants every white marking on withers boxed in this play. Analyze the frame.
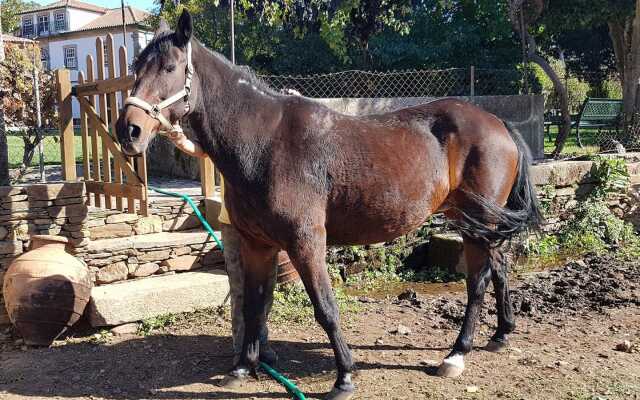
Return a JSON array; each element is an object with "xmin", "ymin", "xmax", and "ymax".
[{"xmin": 237, "ymin": 77, "xmax": 268, "ymax": 97}]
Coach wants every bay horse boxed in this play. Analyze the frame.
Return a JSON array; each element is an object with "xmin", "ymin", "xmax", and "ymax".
[{"xmin": 117, "ymin": 11, "xmax": 541, "ymax": 400}]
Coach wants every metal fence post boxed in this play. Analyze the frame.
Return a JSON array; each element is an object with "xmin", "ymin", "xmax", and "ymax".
[{"xmin": 470, "ymin": 66, "xmax": 475, "ymax": 97}]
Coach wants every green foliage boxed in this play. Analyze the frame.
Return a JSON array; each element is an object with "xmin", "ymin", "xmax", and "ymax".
[
  {"xmin": 590, "ymin": 157, "xmax": 630, "ymax": 199},
  {"xmin": 271, "ymin": 283, "xmax": 359, "ymax": 324},
  {"xmin": 562, "ymin": 199, "xmax": 637, "ymax": 252},
  {"xmin": 534, "ymin": 59, "xmax": 591, "ymax": 114},
  {"xmin": 139, "ymin": 314, "xmax": 177, "ymax": 336},
  {"xmin": 528, "ymin": 157, "xmax": 638, "ymax": 257},
  {"xmin": 1, "ymin": 0, "xmax": 37, "ymax": 34}
]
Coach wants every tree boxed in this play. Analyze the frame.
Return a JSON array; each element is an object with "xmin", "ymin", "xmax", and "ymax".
[
  {"xmin": 543, "ymin": 1, "xmax": 639, "ymax": 118},
  {"xmin": 508, "ymin": 0, "xmax": 572, "ymax": 158},
  {"xmin": 1, "ymin": 0, "xmax": 36, "ymax": 34},
  {"xmin": 1, "ymin": 2, "xmax": 8, "ymax": 186},
  {"xmin": 0, "ymin": 43, "xmax": 56, "ymax": 169}
]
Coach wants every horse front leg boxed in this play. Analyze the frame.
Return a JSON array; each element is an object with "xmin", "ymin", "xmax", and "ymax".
[
  {"xmin": 438, "ymin": 236, "xmax": 492, "ymax": 378},
  {"xmin": 288, "ymin": 227, "xmax": 355, "ymax": 400},
  {"xmin": 236, "ymin": 238, "xmax": 279, "ymax": 377}
]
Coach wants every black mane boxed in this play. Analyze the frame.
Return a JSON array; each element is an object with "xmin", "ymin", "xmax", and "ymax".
[{"xmin": 133, "ymin": 33, "xmax": 280, "ymax": 97}]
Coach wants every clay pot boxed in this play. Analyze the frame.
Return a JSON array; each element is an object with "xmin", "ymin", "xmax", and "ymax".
[
  {"xmin": 3, "ymin": 235, "xmax": 92, "ymax": 346},
  {"xmin": 276, "ymin": 251, "xmax": 300, "ymax": 285}
]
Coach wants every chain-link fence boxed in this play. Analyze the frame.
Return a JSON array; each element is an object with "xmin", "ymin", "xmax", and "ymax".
[{"xmin": 260, "ymin": 67, "xmax": 523, "ymax": 98}]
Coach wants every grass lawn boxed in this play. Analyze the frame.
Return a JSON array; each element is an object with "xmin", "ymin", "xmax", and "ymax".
[
  {"xmin": 8, "ymin": 132, "xmax": 99, "ymax": 169},
  {"xmin": 543, "ymin": 126, "xmax": 601, "ymax": 157}
]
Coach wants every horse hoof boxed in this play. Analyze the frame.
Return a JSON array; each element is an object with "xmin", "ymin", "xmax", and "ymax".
[
  {"xmin": 437, "ymin": 354, "xmax": 465, "ymax": 378},
  {"xmin": 218, "ymin": 374, "xmax": 245, "ymax": 389},
  {"xmin": 324, "ymin": 387, "xmax": 355, "ymax": 400},
  {"xmin": 486, "ymin": 339, "xmax": 509, "ymax": 353}
]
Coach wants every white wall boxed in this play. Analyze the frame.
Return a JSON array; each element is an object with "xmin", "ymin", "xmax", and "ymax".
[
  {"xmin": 47, "ymin": 30, "xmax": 151, "ymax": 119},
  {"xmin": 67, "ymin": 8, "xmax": 103, "ymax": 31}
]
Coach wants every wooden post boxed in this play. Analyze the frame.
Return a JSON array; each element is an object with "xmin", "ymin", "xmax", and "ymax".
[
  {"xmin": 78, "ymin": 71, "xmax": 90, "ymax": 184},
  {"xmin": 96, "ymin": 37, "xmax": 112, "ymax": 208},
  {"xmin": 200, "ymin": 157, "xmax": 215, "ymax": 198},
  {"xmin": 119, "ymin": 45, "xmax": 137, "ymax": 214},
  {"xmin": 106, "ymin": 34, "xmax": 124, "ymax": 211},
  {"xmin": 470, "ymin": 66, "xmax": 475, "ymax": 97},
  {"xmin": 55, "ymin": 69, "xmax": 76, "ymax": 181},
  {"xmin": 86, "ymin": 54, "xmax": 101, "ymax": 207}
]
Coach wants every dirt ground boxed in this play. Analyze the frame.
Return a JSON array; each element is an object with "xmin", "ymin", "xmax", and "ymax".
[{"xmin": 1, "ymin": 254, "xmax": 639, "ymax": 400}]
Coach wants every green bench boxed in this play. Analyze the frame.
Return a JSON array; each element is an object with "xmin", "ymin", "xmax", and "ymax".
[{"xmin": 544, "ymin": 98, "xmax": 623, "ymax": 147}]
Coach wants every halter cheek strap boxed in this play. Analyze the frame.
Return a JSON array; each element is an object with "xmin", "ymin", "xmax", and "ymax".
[{"xmin": 125, "ymin": 42, "xmax": 194, "ymax": 136}]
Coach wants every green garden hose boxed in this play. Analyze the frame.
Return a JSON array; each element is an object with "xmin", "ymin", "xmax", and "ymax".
[{"xmin": 148, "ymin": 186, "xmax": 306, "ymax": 400}]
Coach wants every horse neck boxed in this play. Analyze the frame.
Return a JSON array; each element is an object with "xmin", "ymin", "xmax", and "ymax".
[{"xmin": 188, "ymin": 41, "xmax": 283, "ymax": 186}]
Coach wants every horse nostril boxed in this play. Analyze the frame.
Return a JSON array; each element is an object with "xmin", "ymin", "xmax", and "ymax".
[{"xmin": 127, "ymin": 124, "xmax": 141, "ymax": 141}]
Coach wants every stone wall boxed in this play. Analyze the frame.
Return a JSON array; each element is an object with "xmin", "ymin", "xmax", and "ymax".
[{"xmin": 148, "ymin": 95, "xmax": 544, "ymax": 179}]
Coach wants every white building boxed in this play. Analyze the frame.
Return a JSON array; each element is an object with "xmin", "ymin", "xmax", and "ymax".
[{"xmin": 17, "ymin": 0, "xmax": 154, "ymax": 122}]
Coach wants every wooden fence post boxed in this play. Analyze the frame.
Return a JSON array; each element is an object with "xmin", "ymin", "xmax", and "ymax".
[
  {"xmin": 200, "ymin": 157, "xmax": 215, "ymax": 198},
  {"xmin": 55, "ymin": 69, "xmax": 76, "ymax": 181}
]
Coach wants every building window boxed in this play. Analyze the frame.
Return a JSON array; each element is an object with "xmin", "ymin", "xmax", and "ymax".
[
  {"xmin": 103, "ymin": 42, "xmax": 110, "ymax": 70},
  {"xmin": 22, "ymin": 17, "xmax": 34, "ymax": 37},
  {"xmin": 63, "ymin": 46, "xmax": 77, "ymax": 69},
  {"xmin": 41, "ymin": 48, "xmax": 49, "ymax": 70},
  {"xmin": 37, "ymin": 14, "xmax": 49, "ymax": 35},
  {"xmin": 54, "ymin": 12, "xmax": 66, "ymax": 31}
]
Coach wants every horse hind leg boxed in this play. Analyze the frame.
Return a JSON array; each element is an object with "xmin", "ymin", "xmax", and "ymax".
[
  {"xmin": 437, "ymin": 235, "xmax": 492, "ymax": 378},
  {"xmin": 486, "ymin": 248, "xmax": 516, "ymax": 353}
]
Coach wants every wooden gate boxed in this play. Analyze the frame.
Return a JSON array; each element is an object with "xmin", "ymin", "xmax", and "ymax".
[{"xmin": 56, "ymin": 33, "xmax": 217, "ymax": 216}]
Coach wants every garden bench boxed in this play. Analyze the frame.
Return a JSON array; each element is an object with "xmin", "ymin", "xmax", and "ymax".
[{"xmin": 544, "ymin": 98, "xmax": 623, "ymax": 148}]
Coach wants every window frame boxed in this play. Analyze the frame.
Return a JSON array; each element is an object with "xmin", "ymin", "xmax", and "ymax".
[
  {"xmin": 63, "ymin": 45, "xmax": 78, "ymax": 70},
  {"xmin": 37, "ymin": 13, "xmax": 50, "ymax": 35},
  {"xmin": 54, "ymin": 12, "xmax": 66, "ymax": 31},
  {"xmin": 22, "ymin": 16, "xmax": 34, "ymax": 37}
]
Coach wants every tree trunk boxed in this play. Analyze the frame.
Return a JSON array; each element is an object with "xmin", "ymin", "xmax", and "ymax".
[
  {"xmin": 21, "ymin": 134, "xmax": 37, "ymax": 169},
  {"xmin": 523, "ymin": 32, "xmax": 571, "ymax": 158},
  {"xmin": 0, "ymin": 4, "xmax": 8, "ymax": 186}
]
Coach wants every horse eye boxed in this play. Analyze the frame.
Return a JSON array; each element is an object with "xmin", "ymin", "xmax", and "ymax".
[{"xmin": 165, "ymin": 65, "xmax": 176, "ymax": 73}]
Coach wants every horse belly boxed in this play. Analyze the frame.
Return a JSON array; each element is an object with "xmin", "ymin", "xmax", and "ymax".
[{"xmin": 325, "ymin": 184, "xmax": 439, "ymax": 245}]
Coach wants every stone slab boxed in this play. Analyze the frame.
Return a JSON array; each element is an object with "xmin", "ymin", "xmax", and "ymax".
[
  {"xmin": 25, "ymin": 182, "xmax": 85, "ymax": 201},
  {"xmin": 87, "ymin": 270, "xmax": 230, "ymax": 326}
]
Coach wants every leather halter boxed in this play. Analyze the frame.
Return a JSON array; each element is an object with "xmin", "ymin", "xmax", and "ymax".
[{"xmin": 125, "ymin": 41, "xmax": 194, "ymax": 136}]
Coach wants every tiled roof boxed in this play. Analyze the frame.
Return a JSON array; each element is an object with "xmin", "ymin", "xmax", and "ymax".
[
  {"xmin": 18, "ymin": 0, "xmax": 107, "ymax": 15},
  {"xmin": 77, "ymin": 6, "xmax": 150, "ymax": 31},
  {"xmin": 2, "ymin": 34, "xmax": 35, "ymax": 43}
]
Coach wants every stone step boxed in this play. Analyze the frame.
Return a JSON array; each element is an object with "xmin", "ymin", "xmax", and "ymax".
[
  {"xmin": 85, "ymin": 230, "xmax": 222, "ymax": 254},
  {"xmin": 87, "ymin": 269, "xmax": 229, "ymax": 326}
]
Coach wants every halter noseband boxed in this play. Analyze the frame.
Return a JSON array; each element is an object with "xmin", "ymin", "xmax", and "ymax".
[{"xmin": 125, "ymin": 41, "xmax": 194, "ymax": 136}]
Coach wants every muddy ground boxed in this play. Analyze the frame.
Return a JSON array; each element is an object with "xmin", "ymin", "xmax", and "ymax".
[{"xmin": 1, "ymin": 253, "xmax": 639, "ymax": 400}]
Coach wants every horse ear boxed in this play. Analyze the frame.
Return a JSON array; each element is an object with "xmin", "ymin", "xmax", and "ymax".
[
  {"xmin": 155, "ymin": 18, "xmax": 171, "ymax": 39},
  {"xmin": 175, "ymin": 9, "xmax": 193, "ymax": 47}
]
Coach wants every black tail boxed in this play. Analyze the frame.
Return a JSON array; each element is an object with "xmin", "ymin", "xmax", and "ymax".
[{"xmin": 453, "ymin": 122, "xmax": 543, "ymax": 245}]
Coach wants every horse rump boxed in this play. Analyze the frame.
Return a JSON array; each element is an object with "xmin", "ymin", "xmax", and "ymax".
[{"xmin": 453, "ymin": 122, "xmax": 543, "ymax": 245}]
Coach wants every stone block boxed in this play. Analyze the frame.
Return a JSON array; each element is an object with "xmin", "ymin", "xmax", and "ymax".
[
  {"xmin": 427, "ymin": 233, "xmax": 466, "ymax": 275},
  {"xmin": 25, "ymin": 183, "xmax": 85, "ymax": 201},
  {"xmin": 53, "ymin": 197, "xmax": 84, "ymax": 206},
  {"xmin": 86, "ymin": 218, "xmax": 106, "ymax": 228},
  {"xmin": 162, "ymin": 215, "xmax": 201, "ymax": 232},
  {"xmin": 133, "ymin": 215, "xmax": 163, "ymax": 235},
  {"xmin": 131, "ymin": 262, "xmax": 159, "ymax": 278},
  {"xmin": 2, "ymin": 194, "xmax": 27, "ymax": 202},
  {"xmin": 0, "ymin": 226, "xmax": 7, "ymax": 241},
  {"xmin": 201, "ymin": 250, "xmax": 224, "ymax": 266},
  {"xmin": 138, "ymin": 249, "xmax": 172, "ymax": 263},
  {"xmin": 87, "ymin": 270, "xmax": 230, "ymax": 326},
  {"xmin": 0, "ymin": 187, "xmax": 25, "ymax": 198},
  {"xmin": 0, "ymin": 241, "xmax": 23, "ymax": 256},
  {"xmin": 48, "ymin": 204, "xmax": 88, "ymax": 218},
  {"xmin": 33, "ymin": 218, "xmax": 53, "ymax": 225},
  {"xmin": 106, "ymin": 213, "xmax": 139, "ymax": 224},
  {"xmin": 160, "ymin": 255, "xmax": 201, "ymax": 272},
  {"xmin": 96, "ymin": 261, "xmax": 129, "ymax": 285},
  {"xmin": 89, "ymin": 223, "xmax": 132, "ymax": 240},
  {"xmin": 1, "ymin": 200, "xmax": 49, "ymax": 211},
  {"xmin": 171, "ymin": 246, "xmax": 192, "ymax": 257}
]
